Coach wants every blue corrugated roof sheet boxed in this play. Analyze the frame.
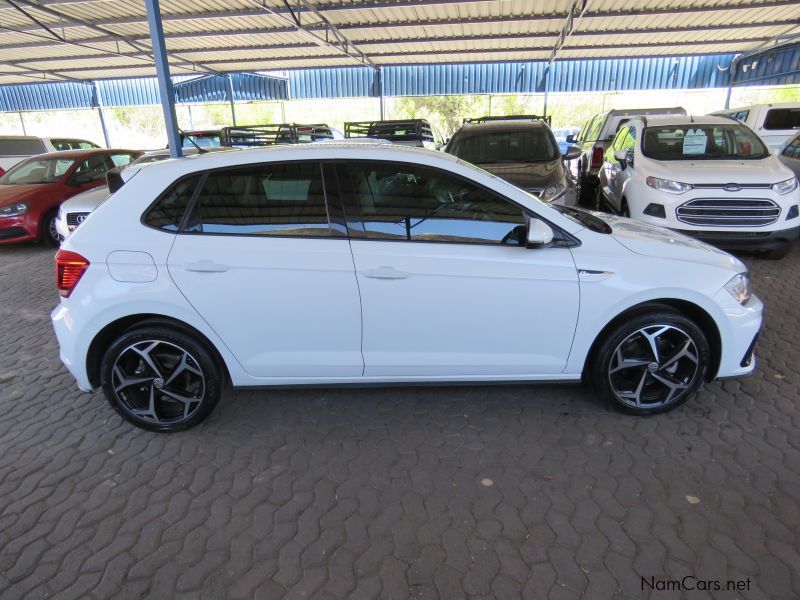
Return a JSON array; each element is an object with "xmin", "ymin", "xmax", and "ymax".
[
  {"xmin": 734, "ymin": 43, "xmax": 800, "ymax": 87},
  {"xmin": 0, "ymin": 53, "xmax": 774, "ymax": 113}
]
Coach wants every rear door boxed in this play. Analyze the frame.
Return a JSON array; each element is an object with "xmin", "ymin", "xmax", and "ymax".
[{"xmin": 166, "ymin": 160, "xmax": 363, "ymax": 378}]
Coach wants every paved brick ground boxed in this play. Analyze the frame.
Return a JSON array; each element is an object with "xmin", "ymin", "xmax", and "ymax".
[{"xmin": 0, "ymin": 243, "xmax": 798, "ymax": 599}]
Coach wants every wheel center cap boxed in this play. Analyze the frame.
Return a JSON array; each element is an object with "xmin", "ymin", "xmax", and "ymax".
[
  {"xmin": 647, "ymin": 362, "xmax": 659, "ymax": 373},
  {"xmin": 153, "ymin": 377, "xmax": 165, "ymax": 389}
]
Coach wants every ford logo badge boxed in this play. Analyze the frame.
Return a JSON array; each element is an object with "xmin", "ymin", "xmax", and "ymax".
[{"xmin": 723, "ymin": 183, "xmax": 741, "ymax": 192}]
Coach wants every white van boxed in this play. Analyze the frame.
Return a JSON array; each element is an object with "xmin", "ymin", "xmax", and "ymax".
[
  {"xmin": 597, "ymin": 115, "xmax": 800, "ymax": 259},
  {"xmin": 710, "ymin": 103, "xmax": 800, "ymax": 151}
]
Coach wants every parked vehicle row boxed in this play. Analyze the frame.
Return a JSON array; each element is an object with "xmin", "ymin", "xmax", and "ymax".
[
  {"xmin": 0, "ymin": 136, "xmax": 100, "ymax": 176},
  {"xmin": 0, "ymin": 149, "xmax": 141, "ymax": 246},
  {"xmin": 51, "ymin": 143, "xmax": 762, "ymax": 431}
]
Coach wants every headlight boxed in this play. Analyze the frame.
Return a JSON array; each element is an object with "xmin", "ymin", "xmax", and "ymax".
[
  {"xmin": 540, "ymin": 182, "xmax": 566, "ymax": 202},
  {"xmin": 772, "ymin": 177, "xmax": 798, "ymax": 195},
  {"xmin": 0, "ymin": 202, "xmax": 28, "ymax": 217},
  {"xmin": 646, "ymin": 176, "xmax": 693, "ymax": 194},
  {"xmin": 724, "ymin": 273, "xmax": 751, "ymax": 305}
]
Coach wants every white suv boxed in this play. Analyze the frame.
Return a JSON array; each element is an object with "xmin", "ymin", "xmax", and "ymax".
[
  {"xmin": 52, "ymin": 144, "xmax": 762, "ymax": 432},
  {"xmin": 598, "ymin": 115, "xmax": 800, "ymax": 259}
]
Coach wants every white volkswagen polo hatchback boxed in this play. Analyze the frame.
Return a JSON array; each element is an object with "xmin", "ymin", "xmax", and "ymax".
[{"xmin": 52, "ymin": 144, "xmax": 762, "ymax": 432}]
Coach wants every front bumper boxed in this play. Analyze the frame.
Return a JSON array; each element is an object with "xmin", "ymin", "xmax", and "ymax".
[
  {"xmin": 0, "ymin": 214, "xmax": 37, "ymax": 244},
  {"xmin": 712, "ymin": 291, "xmax": 763, "ymax": 380},
  {"xmin": 672, "ymin": 226, "xmax": 799, "ymax": 252}
]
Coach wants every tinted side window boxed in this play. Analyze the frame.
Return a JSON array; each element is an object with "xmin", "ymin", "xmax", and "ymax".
[
  {"xmin": 73, "ymin": 154, "xmax": 111, "ymax": 181},
  {"xmin": 343, "ymin": 162, "xmax": 526, "ymax": 245},
  {"xmin": 110, "ymin": 153, "xmax": 136, "ymax": 167},
  {"xmin": 144, "ymin": 175, "xmax": 201, "ymax": 231},
  {"xmin": 189, "ymin": 162, "xmax": 331, "ymax": 237},
  {"xmin": 585, "ymin": 115, "xmax": 604, "ymax": 141},
  {"xmin": 763, "ymin": 108, "xmax": 800, "ymax": 130},
  {"xmin": 0, "ymin": 139, "xmax": 46, "ymax": 155}
]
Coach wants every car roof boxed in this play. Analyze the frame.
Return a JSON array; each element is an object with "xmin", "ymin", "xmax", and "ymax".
[
  {"xmin": 456, "ymin": 120, "xmax": 550, "ymax": 135},
  {"xmin": 26, "ymin": 148, "xmax": 140, "ymax": 160},
  {"xmin": 0, "ymin": 135, "xmax": 42, "ymax": 141},
  {"xmin": 629, "ymin": 115, "xmax": 742, "ymax": 127},
  {"xmin": 134, "ymin": 142, "xmax": 459, "ymax": 175}
]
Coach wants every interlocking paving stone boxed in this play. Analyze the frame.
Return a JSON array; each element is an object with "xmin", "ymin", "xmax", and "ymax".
[{"xmin": 0, "ymin": 243, "xmax": 799, "ymax": 599}]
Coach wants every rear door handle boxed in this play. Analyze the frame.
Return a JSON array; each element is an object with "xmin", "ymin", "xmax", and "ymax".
[
  {"xmin": 362, "ymin": 266, "xmax": 410, "ymax": 280},
  {"xmin": 185, "ymin": 260, "xmax": 230, "ymax": 273}
]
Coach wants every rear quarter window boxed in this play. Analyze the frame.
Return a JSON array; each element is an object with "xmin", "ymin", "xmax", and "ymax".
[
  {"xmin": 0, "ymin": 139, "xmax": 46, "ymax": 155},
  {"xmin": 143, "ymin": 175, "xmax": 202, "ymax": 231},
  {"xmin": 763, "ymin": 108, "xmax": 800, "ymax": 131}
]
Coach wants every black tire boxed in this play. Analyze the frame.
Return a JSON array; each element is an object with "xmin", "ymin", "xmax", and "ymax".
[
  {"xmin": 40, "ymin": 209, "xmax": 60, "ymax": 247},
  {"xmin": 589, "ymin": 310, "xmax": 709, "ymax": 415},
  {"xmin": 620, "ymin": 199, "xmax": 630, "ymax": 218},
  {"xmin": 100, "ymin": 326, "xmax": 222, "ymax": 432},
  {"xmin": 758, "ymin": 245, "xmax": 790, "ymax": 260}
]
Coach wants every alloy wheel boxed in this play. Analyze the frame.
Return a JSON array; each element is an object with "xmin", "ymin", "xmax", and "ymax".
[
  {"xmin": 111, "ymin": 340, "xmax": 206, "ymax": 424},
  {"xmin": 608, "ymin": 325, "xmax": 700, "ymax": 409}
]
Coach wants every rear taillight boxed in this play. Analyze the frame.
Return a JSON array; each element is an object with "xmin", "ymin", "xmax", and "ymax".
[
  {"xmin": 591, "ymin": 147, "xmax": 604, "ymax": 169},
  {"xmin": 0, "ymin": 167, "xmax": 5, "ymax": 177},
  {"xmin": 55, "ymin": 249, "xmax": 89, "ymax": 298}
]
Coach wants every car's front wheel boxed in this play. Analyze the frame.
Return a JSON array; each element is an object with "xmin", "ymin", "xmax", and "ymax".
[
  {"xmin": 100, "ymin": 326, "xmax": 223, "ymax": 432},
  {"xmin": 40, "ymin": 209, "xmax": 60, "ymax": 247},
  {"xmin": 590, "ymin": 310, "xmax": 710, "ymax": 415}
]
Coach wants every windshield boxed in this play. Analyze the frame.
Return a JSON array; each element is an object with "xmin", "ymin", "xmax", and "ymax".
[
  {"xmin": 0, "ymin": 157, "xmax": 75, "ymax": 185},
  {"xmin": 182, "ymin": 134, "xmax": 220, "ymax": 147},
  {"xmin": 642, "ymin": 124, "xmax": 769, "ymax": 160},
  {"xmin": 449, "ymin": 129, "xmax": 559, "ymax": 164}
]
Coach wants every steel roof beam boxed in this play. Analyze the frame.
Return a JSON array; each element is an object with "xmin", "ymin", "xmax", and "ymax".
[
  {"xmin": 1, "ymin": 0, "xmax": 795, "ymax": 37},
  {"xmin": 7, "ymin": 0, "xmax": 222, "ymax": 76},
  {"xmin": 7, "ymin": 22, "xmax": 797, "ymax": 68}
]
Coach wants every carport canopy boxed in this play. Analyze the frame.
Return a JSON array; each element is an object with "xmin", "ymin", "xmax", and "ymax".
[{"xmin": 1, "ymin": 0, "xmax": 799, "ymax": 85}]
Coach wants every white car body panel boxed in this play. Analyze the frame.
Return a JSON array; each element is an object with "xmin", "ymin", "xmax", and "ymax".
[
  {"xmin": 711, "ymin": 103, "xmax": 800, "ymax": 151},
  {"xmin": 55, "ymin": 186, "xmax": 111, "ymax": 240},
  {"xmin": 51, "ymin": 143, "xmax": 762, "ymax": 394}
]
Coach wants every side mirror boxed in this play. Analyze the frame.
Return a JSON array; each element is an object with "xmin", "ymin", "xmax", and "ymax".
[
  {"xmin": 526, "ymin": 217, "xmax": 554, "ymax": 248},
  {"xmin": 563, "ymin": 145, "xmax": 581, "ymax": 161},
  {"xmin": 566, "ymin": 134, "xmax": 577, "ymax": 144},
  {"xmin": 70, "ymin": 173, "xmax": 92, "ymax": 185},
  {"xmin": 613, "ymin": 148, "xmax": 633, "ymax": 169}
]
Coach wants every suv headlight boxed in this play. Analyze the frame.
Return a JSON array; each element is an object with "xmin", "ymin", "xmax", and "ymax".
[
  {"xmin": 646, "ymin": 176, "xmax": 693, "ymax": 194},
  {"xmin": 0, "ymin": 202, "xmax": 28, "ymax": 217},
  {"xmin": 724, "ymin": 273, "xmax": 751, "ymax": 305},
  {"xmin": 772, "ymin": 177, "xmax": 798, "ymax": 195},
  {"xmin": 540, "ymin": 182, "xmax": 566, "ymax": 202}
]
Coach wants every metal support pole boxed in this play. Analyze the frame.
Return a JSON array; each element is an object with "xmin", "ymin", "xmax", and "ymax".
[
  {"xmin": 18, "ymin": 112, "xmax": 27, "ymax": 135},
  {"xmin": 725, "ymin": 59, "xmax": 738, "ymax": 110},
  {"xmin": 93, "ymin": 81, "xmax": 111, "ymax": 148},
  {"xmin": 375, "ymin": 67, "xmax": 384, "ymax": 120},
  {"xmin": 542, "ymin": 66, "xmax": 550, "ymax": 120},
  {"xmin": 144, "ymin": 0, "xmax": 182, "ymax": 157},
  {"xmin": 226, "ymin": 74, "xmax": 237, "ymax": 126}
]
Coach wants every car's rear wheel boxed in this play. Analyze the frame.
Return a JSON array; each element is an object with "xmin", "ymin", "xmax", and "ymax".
[
  {"xmin": 40, "ymin": 209, "xmax": 59, "ymax": 247},
  {"xmin": 100, "ymin": 327, "xmax": 222, "ymax": 432},
  {"xmin": 590, "ymin": 310, "xmax": 709, "ymax": 415}
]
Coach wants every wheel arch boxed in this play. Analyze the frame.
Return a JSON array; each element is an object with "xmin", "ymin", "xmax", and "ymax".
[
  {"xmin": 86, "ymin": 313, "xmax": 231, "ymax": 389},
  {"xmin": 582, "ymin": 299, "xmax": 722, "ymax": 383}
]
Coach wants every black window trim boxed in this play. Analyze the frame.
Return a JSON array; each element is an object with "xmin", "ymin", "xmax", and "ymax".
[
  {"xmin": 330, "ymin": 158, "xmax": 578, "ymax": 249},
  {"xmin": 141, "ymin": 160, "xmax": 348, "ymax": 240}
]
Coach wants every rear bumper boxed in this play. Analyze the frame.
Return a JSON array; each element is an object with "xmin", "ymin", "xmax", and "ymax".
[{"xmin": 672, "ymin": 226, "xmax": 799, "ymax": 251}]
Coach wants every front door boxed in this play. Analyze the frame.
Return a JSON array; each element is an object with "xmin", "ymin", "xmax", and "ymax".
[
  {"xmin": 167, "ymin": 161, "xmax": 363, "ymax": 378},
  {"xmin": 337, "ymin": 161, "xmax": 580, "ymax": 377}
]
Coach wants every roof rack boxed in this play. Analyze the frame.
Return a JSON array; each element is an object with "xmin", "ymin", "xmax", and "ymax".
[
  {"xmin": 344, "ymin": 119, "xmax": 435, "ymax": 142},
  {"xmin": 221, "ymin": 124, "xmax": 335, "ymax": 146},
  {"xmin": 464, "ymin": 114, "xmax": 552, "ymax": 125}
]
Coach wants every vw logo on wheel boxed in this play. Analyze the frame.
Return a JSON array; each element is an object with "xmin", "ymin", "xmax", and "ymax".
[{"xmin": 723, "ymin": 183, "xmax": 741, "ymax": 192}]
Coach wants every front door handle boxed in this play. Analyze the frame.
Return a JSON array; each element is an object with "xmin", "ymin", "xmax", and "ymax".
[
  {"xmin": 362, "ymin": 266, "xmax": 410, "ymax": 280},
  {"xmin": 185, "ymin": 260, "xmax": 230, "ymax": 273}
]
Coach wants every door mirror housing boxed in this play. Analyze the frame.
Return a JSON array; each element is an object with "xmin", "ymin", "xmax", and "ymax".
[
  {"xmin": 563, "ymin": 145, "xmax": 581, "ymax": 161},
  {"xmin": 613, "ymin": 148, "xmax": 633, "ymax": 169},
  {"xmin": 69, "ymin": 173, "xmax": 93, "ymax": 185},
  {"xmin": 526, "ymin": 217, "xmax": 554, "ymax": 248}
]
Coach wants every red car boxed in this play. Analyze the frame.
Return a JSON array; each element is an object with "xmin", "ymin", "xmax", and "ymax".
[{"xmin": 0, "ymin": 149, "xmax": 142, "ymax": 246}]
